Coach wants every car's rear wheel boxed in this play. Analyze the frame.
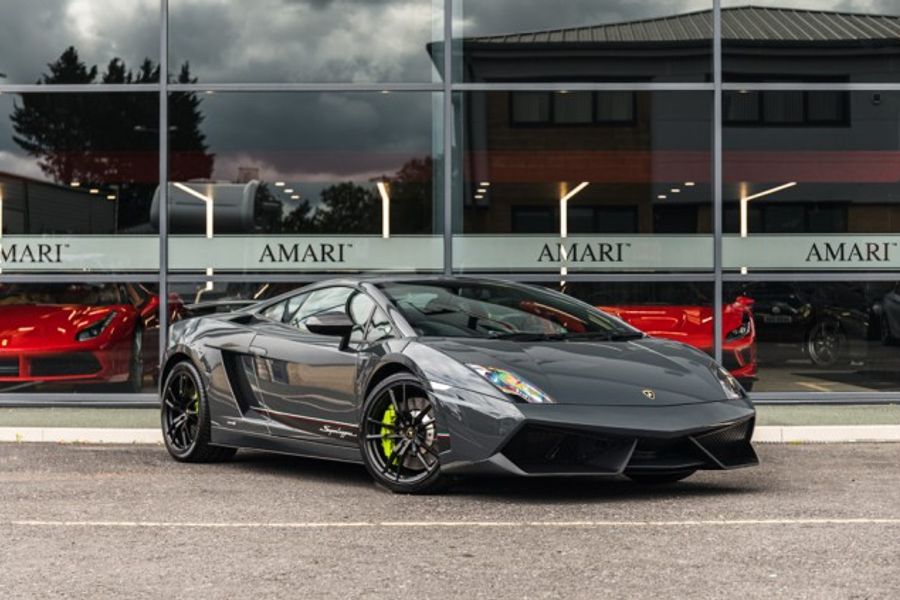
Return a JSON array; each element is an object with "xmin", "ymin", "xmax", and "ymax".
[
  {"xmin": 359, "ymin": 373, "xmax": 447, "ymax": 494},
  {"xmin": 161, "ymin": 361, "xmax": 236, "ymax": 463},
  {"xmin": 626, "ymin": 470, "xmax": 696, "ymax": 484},
  {"xmin": 807, "ymin": 321, "xmax": 846, "ymax": 367}
]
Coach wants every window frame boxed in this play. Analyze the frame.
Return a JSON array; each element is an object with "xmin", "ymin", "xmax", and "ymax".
[
  {"xmin": 509, "ymin": 90, "xmax": 637, "ymax": 128},
  {"xmin": 723, "ymin": 90, "xmax": 851, "ymax": 128}
]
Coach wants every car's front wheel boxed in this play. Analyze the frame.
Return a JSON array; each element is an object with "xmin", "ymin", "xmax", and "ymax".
[
  {"xmin": 626, "ymin": 470, "xmax": 696, "ymax": 484},
  {"xmin": 359, "ymin": 373, "xmax": 447, "ymax": 494},
  {"xmin": 161, "ymin": 361, "xmax": 236, "ymax": 463}
]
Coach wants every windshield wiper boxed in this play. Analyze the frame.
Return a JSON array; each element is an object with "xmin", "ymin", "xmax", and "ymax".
[
  {"xmin": 564, "ymin": 331, "xmax": 645, "ymax": 342},
  {"xmin": 488, "ymin": 332, "xmax": 570, "ymax": 341}
]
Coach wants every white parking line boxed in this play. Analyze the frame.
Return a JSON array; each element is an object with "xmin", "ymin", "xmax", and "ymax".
[{"xmin": 8, "ymin": 518, "xmax": 900, "ymax": 530}]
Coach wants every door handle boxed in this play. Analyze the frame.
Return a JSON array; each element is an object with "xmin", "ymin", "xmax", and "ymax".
[{"xmin": 248, "ymin": 345, "xmax": 268, "ymax": 357}]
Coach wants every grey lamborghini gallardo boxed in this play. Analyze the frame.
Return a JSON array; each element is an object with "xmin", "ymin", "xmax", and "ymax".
[{"xmin": 160, "ymin": 277, "xmax": 758, "ymax": 493}]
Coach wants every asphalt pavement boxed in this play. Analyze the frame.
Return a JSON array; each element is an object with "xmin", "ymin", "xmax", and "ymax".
[{"xmin": 1, "ymin": 442, "xmax": 899, "ymax": 599}]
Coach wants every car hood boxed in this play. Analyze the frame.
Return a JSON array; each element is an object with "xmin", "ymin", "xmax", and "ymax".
[
  {"xmin": 598, "ymin": 304, "xmax": 747, "ymax": 346},
  {"xmin": 421, "ymin": 336, "xmax": 729, "ymax": 406},
  {"xmin": 0, "ymin": 304, "xmax": 122, "ymax": 350}
]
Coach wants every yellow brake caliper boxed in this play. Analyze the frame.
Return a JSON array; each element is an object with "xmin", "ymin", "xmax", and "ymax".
[{"xmin": 380, "ymin": 405, "xmax": 397, "ymax": 461}]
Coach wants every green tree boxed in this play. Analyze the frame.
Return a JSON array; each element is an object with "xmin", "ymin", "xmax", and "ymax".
[
  {"xmin": 10, "ymin": 47, "xmax": 212, "ymax": 232},
  {"xmin": 312, "ymin": 182, "xmax": 380, "ymax": 234}
]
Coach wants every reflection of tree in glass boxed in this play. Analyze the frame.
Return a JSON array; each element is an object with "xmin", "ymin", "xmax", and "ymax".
[
  {"xmin": 10, "ymin": 47, "xmax": 212, "ymax": 232},
  {"xmin": 279, "ymin": 156, "xmax": 434, "ymax": 235}
]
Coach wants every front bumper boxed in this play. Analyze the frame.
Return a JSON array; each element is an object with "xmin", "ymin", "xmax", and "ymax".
[
  {"xmin": 435, "ymin": 390, "xmax": 757, "ymax": 477},
  {"xmin": 0, "ymin": 344, "xmax": 130, "ymax": 385}
]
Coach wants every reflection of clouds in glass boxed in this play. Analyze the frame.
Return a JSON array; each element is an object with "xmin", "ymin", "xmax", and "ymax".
[
  {"xmin": 0, "ymin": 0, "xmax": 158, "ymax": 83},
  {"xmin": 169, "ymin": 0, "xmax": 441, "ymax": 82},
  {"xmin": 183, "ymin": 93, "xmax": 435, "ymax": 181},
  {"xmin": 0, "ymin": 151, "xmax": 45, "ymax": 180}
]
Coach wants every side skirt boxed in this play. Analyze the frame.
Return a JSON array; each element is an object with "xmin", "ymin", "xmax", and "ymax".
[{"xmin": 212, "ymin": 426, "xmax": 365, "ymax": 465}]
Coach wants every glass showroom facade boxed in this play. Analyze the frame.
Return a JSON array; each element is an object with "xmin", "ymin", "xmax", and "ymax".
[{"xmin": 1, "ymin": 0, "xmax": 900, "ymax": 404}]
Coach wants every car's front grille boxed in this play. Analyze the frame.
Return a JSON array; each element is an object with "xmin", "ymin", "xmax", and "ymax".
[
  {"xmin": 0, "ymin": 358, "xmax": 19, "ymax": 376},
  {"xmin": 627, "ymin": 437, "xmax": 711, "ymax": 472},
  {"xmin": 501, "ymin": 425, "xmax": 635, "ymax": 474},
  {"xmin": 30, "ymin": 354, "xmax": 102, "ymax": 377}
]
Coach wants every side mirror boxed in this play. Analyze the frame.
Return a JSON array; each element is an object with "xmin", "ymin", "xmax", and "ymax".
[{"xmin": 306, "ymin": 312, "xmax": 355, "ymax": 339}]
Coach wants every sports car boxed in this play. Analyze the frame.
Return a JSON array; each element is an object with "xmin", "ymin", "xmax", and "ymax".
[
  {"xmin": 0, "ymin": 283, "xmax": 165, "ymax": 392},
  {"xmin": 160, "ymin": 276, "xmax": 758, "ymax": 493}
]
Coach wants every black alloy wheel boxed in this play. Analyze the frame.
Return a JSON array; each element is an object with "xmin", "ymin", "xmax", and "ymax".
[
  {"xmin": 161, "ymin": 361, "xmax": 236, "ymax": 463},
  {"xmin": 807, "ymin": 321, "xmax": 846, "ymax": 367},
  {"xmin": 360, "ymin": 373, "xmax": 446, "ymax": 494}
]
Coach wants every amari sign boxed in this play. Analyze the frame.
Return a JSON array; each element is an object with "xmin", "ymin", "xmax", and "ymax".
[
  {"xmin": 3, "ymin": 234, "xmax": 899, "ymax": 273},
  {"xmin": 0, "ymin": 236, "xmax": 158, "ymax": 271},
  {"xmin": 723, "ymin": 236, "xmax": 900, "ymax": 270},
  {"xmin": 454, "ymin": 235, "xmax": 713, "ymax": 271},
  {"xmin": 169, "ymin": 236, "xmax": 443, "ymax": 272},
  {"xmin": 0, "ymin": 235, "xmax": 443, "ymax": 272}
]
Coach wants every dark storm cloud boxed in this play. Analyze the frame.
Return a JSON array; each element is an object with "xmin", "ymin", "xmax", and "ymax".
[
  {"xmin": 0, "ymin": 0, "xmax": 159, "ymax": 83},
  {"xmin": 168, "ymin": 0, "xmax": 442, "ymax": 83},
  {"xmin": 194, "ymin": 91, "xmax": 437, "ymax": 181}
]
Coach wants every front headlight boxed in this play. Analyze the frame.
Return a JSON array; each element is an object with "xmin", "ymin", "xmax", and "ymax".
[
  {"xmin": 75, "ymin": 312, "xmax": 117, "ymax": 342},
  {"xmin": 726, "ymin": 313, "xmax": 752, "ymax": 341},
  {"xmin": 711, "ymin": 363, "xmax": 745, "ymax": 400},
  {"xmin": 467, "ymin": 364, "xmax": 555, "ymax": 404}
]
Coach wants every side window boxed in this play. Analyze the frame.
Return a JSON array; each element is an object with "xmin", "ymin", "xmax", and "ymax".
[
  {"xmin": 283, "ymin": 293, "xmax": 308, "ymax": 323},
  {"xmin": 348, "ymin": 292, "xmax": 376, "ymax": 345},
  {"xmin": 366, "ymin": 308, "xmax": 395, "ymax": 343},
  {"xmin": 261, "ymin": 300, "xmax": 289, "ymax": 322},
  {"xmin": 288, "ymin": 287, "xmax": 354, "ymax": 333}
]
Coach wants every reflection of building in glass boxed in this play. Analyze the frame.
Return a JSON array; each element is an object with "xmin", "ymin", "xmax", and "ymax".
[
  {"xmin": 152, "ymin": 181, "xmax": 283, "ymax": 235},
  {"xmin": 0, "ymin": 172, "xmax": 116, "ymax": 234},
  {"xmin": 454, "ymin": 6, "xmax": 900, "ymax": 237}
]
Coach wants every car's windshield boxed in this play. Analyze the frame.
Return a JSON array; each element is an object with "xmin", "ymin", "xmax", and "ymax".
[{"xmin": 378, "ymin": 281, "xmax": 641, "ymax": 340}]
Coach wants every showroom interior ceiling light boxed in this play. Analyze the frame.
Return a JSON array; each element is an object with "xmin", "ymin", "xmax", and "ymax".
[{"xmin": 173, "ymin": 182, "xmax": 216, "ymax": 296}]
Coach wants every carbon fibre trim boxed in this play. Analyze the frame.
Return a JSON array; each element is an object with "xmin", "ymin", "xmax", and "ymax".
[{"xmin": 690, "ymin": 418, "xmax": 759, "ymax": 469}]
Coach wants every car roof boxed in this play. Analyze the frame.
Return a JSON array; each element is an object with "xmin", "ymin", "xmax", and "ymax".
[{"xmin": 250, "ymin": 275, "xmax": 528, "ymax": 309}]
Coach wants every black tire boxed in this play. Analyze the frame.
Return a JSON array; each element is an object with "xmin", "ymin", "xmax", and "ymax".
[
  {"xmin": 161, "ymin": 361, "xmax": 236, "ymax": 463},
  {"xmin": 359, "ymin": 372, "xmax": 448, "ymax": 494},
  {"xmin": 806, "ymin": 321, "xmax": 846, "ymax": 367},
  {"xmin": 626, "ymin": 470, "xmax": 696, "ymax": 485}
]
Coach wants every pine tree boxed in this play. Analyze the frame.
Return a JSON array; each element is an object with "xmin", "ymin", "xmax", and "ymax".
[{"xmin": 10, "ymin": 47, "xmax": 212, "ymax": 231}]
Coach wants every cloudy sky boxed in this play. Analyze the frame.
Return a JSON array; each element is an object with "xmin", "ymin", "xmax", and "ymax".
[{"xmin": 3, "ymin": 1, "xmax": 898, "ymax": 85}]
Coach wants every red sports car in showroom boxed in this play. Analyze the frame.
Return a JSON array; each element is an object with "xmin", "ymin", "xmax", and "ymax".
[
  {"xmin": 0, "ymin": 283, "xmax": 170, "ymax": 392},
  {"xmin": 595, "ymin": 292, "xmax": 757, "ymax": 391}
]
